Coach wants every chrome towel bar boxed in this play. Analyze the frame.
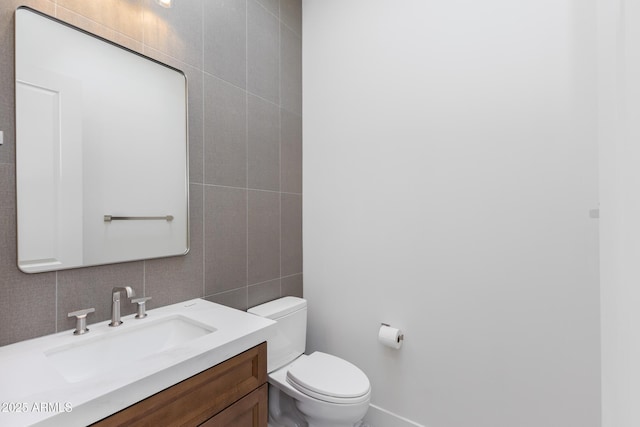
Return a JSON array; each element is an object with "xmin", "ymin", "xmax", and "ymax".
[{"xmin": 104, "ymin": 215, "xmax": 174, "ymax": 222}]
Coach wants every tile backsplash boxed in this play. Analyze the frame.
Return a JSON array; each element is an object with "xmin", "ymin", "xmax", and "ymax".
[{"xmin": 0, "ymin": 0, "xmax": 302, "ymax": 346}]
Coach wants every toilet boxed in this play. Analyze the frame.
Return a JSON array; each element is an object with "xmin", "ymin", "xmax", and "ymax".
[{"xmin": 248, "ymin": 297, "xmax": 371, "ymax": 427}]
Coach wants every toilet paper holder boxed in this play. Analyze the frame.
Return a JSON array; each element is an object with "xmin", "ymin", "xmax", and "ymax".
[{"xmin": 381, "ymin": 323, "xmax": 404, "ymax": 342}]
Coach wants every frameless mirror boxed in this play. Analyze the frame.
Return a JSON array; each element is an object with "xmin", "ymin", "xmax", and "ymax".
[{"xmin": 15, "ymin": 7, "xmax": 189, "ymax": 273}]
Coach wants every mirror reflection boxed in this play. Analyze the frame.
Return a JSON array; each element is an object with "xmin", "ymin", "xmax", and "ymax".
[{"xmin": 15, "ymin": 7, "xmax": 189, "ymax": 273}]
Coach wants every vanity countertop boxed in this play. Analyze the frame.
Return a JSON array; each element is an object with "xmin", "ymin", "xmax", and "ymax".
[{"xmin": 0, "ymin": 299, "xmax": 275, "ymax": 427}]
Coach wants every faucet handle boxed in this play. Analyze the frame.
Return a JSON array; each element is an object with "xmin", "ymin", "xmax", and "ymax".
[
  {"xmin": 131, "ymin": 297, "xmax": 152, "ymax": 319},
  {"xmin": 68, "ymin": 308, "xmax": 95, "ymax": 335}
]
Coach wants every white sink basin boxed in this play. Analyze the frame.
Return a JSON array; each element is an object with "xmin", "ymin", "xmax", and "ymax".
[
  {"xmin": 0, "ymin": 298, "xmax": 276, "ymax": 427},
  {"xmin": 45, "ymin": 315, "xmax": 216, "ymax": 382}
]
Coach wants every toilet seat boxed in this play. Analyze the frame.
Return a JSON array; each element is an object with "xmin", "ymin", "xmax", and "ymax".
[{"xmin": 286, "ymin": 352, "xmax": 371, "ymax": 404}]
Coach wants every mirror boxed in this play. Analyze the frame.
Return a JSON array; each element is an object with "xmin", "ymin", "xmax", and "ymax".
[{"xmin": 15, "ymin": 7, "xmax": 189, "ymax": 273}]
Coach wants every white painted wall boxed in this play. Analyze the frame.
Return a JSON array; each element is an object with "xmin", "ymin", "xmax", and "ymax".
[
  {"xmin": 599, "ymin": 1, "xmax": 640, "ymax": 426},
  {"xmin": 303, "ymin": 1, "xmax": 600, "ymax": 426}
]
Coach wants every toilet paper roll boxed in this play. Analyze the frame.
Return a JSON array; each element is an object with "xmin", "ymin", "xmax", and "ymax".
[{"xmin": 378, "ymin": 325, "xmax": 403, "ymax": 349}]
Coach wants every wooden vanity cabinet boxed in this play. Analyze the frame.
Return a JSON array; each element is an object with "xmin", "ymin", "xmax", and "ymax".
[{"xmin": 92, "ymin": 342, "xmax": 268, "ymax": 427}]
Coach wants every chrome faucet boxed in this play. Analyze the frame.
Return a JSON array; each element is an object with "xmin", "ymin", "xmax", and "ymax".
[{"xmin": 109, "ymin": 286, "xmax": 135, "ymax": 327}]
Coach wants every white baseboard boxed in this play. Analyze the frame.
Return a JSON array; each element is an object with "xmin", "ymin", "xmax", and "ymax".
[{"xmin": 362, "ymin": 404, "xmax": 426, "ymax": 427}]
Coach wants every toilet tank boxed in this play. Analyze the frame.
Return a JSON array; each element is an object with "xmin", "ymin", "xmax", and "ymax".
[{"xmin": 248, "ymin": 296, "xmax": 307, "ymax": 372}]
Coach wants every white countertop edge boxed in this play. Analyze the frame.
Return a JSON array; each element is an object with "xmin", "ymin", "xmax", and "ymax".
[{"xmin": 0, "ymin": 299, "xmax": 276, "ymax": 427}]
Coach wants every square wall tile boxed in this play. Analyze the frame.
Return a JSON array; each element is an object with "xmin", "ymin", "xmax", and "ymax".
[
  {"xmin": 248, "ymin": 0, "xmax": 279, "ymax": 104},
  {"xmin": 248, "ymin": 278, "xmax": 281, "ymax": 308},
  {"xmin": 0, "ymin": 164, "xmax": 17, "ymax": 268},
  {"xmin": 205, "ymin": 186, "xmax": 247, "ymax": 294},
  {"xmin": 57, "ymin": 261, "xmax": 144, "ymax": 332},
  {"xmin": 280, "ymin": 23, "xmax": 302, "ymax": 115},
  {"xmin": 0, "ymin": 164, "xmax": 56, "ymax": 346},
  {"xmin": 55, "ymin": 7, "xmax": 143, "ymax": 52},
  {"xmin": 256, "ymin": 0, "xmax": 279, "ymax": 17},
  {"xmin": 248, "ymin": 95, "xmax": 280, "ymax": 191},
  {"xmin": 204, "ymin": 74, "xmax": 247, "ymax": 187},
  {"xmin": 185, "ymin": 68, "xmax": 204, "ymax": 185},
  {"xmin": 0, "ymin": 272, "xmax": 56, "ymax": 346},
  {"xmin": 282, "ymin": 273, "xmax": 303, "ymax": 298},
  {"xmin": 145, "ymin": 183, "xmax": 204, "ymax": 308},
  {"xmin": 143, "ymin": 0, "xmax": 203, "ymax": 69},
  {"xmin": 56, "ymin": 0, "xmax": 145, "ymax": 41},
  {"xmin": 204, "ymin": 0, "xmax": 246, "ymax": 88},
  {"xmin": 183, "ymin": 66, "xmax": 205, "ymax": 185},
  {"xmin": 280, "ymin": 108, "xmax": 302, "ymax": 193},
  {"xmin": 248, "ymin": 190, "xmax": 280, "ymax": 285},
  {"xmin": 0, "ymin": 70, "xmax": 14, "ymax": 165},
  {"xmin": 280, "ymin": 0, "xmax": 301, "ymax": 37},
  {"xmin": 281, "ymin": 193, "xmax": 302, "ymax": 276},
  {"xmin": 205, "ymin": 287, "xmax": 248, "ymax": 311}
]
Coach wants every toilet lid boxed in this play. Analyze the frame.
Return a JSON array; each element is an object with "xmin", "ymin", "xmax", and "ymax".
[{"xmin": 286, "ymin": 352, "xmax": 370, "ymax": 403}]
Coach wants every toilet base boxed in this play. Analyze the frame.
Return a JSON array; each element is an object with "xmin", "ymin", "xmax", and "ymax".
[
  {"xmin": 295, "ymin": 397, "xmax": 367, "ymax": 427},
  {"xmin": 268, "ymin": 383, "xmax": 368, "ymax": 427},
  {"xmin": 268, "ymin": 383, "xmax": 308, "ymax": 427}
]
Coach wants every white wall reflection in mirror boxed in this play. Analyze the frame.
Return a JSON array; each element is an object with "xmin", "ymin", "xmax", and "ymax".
[{"xmin": 15, "ymin": 7, "xmax": 189, "ymax": 273}]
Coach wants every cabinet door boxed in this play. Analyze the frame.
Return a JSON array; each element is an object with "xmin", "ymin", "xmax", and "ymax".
[
  {"xmin": 92, "ymin": 342, "xmax": 266, "ymax": 427},
  {"xmin": 200, "ymin": 384, "xmax": 268, "ymax": 427}
]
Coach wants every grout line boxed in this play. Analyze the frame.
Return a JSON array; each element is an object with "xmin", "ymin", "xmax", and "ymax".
[
  {"xmin": 245, "ymin": 0, "xmax": 250, "ymax": 311},
  {"xmin": 204, "ymin": 284, "xmax": 247, "ymax": 300},
  {"xmin": 279, "ymin": 2, "xmax": 283, "ymax": 297},
  {"xmin": 54, "ymin": 271, "xmax": 58, "ymax": 332},
  {"xmin": 141, "ymin": 0, "xmax": 146, "ymax": 46},
  {"xmin": 201, "ymin": 0, "xmax": 206, "ymax": 299},
  {"xmin": 279, "ymin": 105, "xmax": 302, "ymax": 119},
  {"xmin": 143, "ymin": 260, "xmax": 146, "ymax": 296},
  {"xmin": 201, "ymin": 69, "xmax": 247, "ymax": 92},
  {"xmin": 248, "ymin": 278, "xmax": 278, "ymax": 288},
  {"xmin": 280, "ymin": 21, "xmax": 301, "ymax": 39},
  {"xmin": 145, "ymin": 46, "xmax": 195, "ymax": 72},
  {"xmin": 248, "ymin": 90, "xmax": 279, "ymax": 109},
  {"xmin": 54, "ymin": 5, "xmax": 142, "ymax": 51},
  {"xmin": 279, "ymin": 20, "xmax": 302, "ymax": 118},
  {"xmin": 272, "ymin": 0, "xmax": 302, "ymax": 39},
  {"xmin": 201, "ymin": 182, "xmax": 300, "ymax": 195},
  {"xmin": 201, "ymin": 183, "xmax": 206, "ymax": 299},
  {"xmin": 253, "ymin": 0, "xmax": 279, "ymax": 21},
  {"xmin": 203, "ymin": 70, "xmax": 281, "ymax": 110}
]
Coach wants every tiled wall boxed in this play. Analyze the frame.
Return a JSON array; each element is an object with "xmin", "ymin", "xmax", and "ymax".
[{"xmin": 0, "ymin": 0, "xmax": 302, "ymax": 346}]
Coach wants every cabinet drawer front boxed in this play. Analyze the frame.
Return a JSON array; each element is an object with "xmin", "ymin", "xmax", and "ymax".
[
  {"xmin": 92, "ymin": 342, "xmax": 267, "ymax": 427},
  {"xmin": 199, "ymin": 383, "xmax": 267, "ymax": 427}
]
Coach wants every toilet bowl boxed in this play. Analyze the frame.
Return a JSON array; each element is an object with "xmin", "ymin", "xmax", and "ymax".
[{"xmin": 248, "ymin": 297, "xmax": 371, "ymax": 427}]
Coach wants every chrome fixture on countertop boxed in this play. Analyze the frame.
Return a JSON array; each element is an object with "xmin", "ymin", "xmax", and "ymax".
[
  {"xmin": 109, "ymin": 287, "xmax": 135, "ymax": 327},
  {"xmin": 132, "ymin": 296, "xmax": 152, "ymax": 319},
  {"xmin": 68, "ymin": 307, "xmax": 95, "ymax": 335}
]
